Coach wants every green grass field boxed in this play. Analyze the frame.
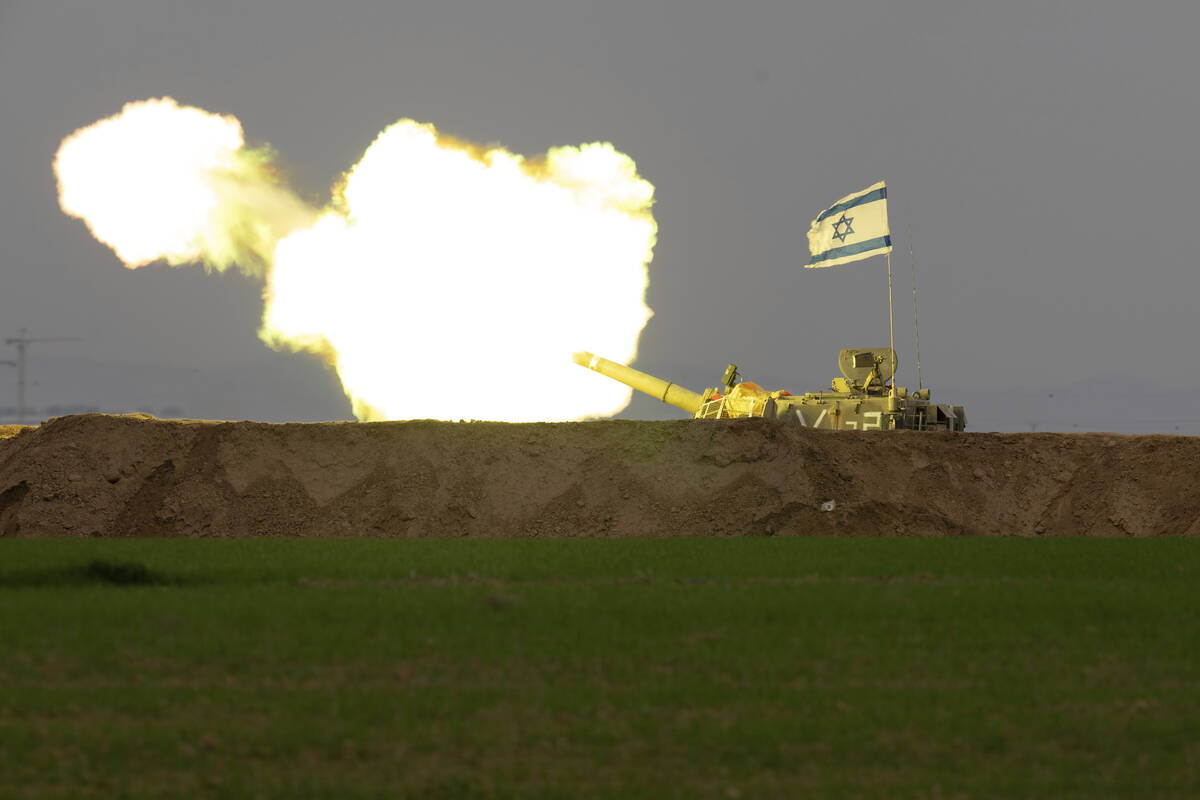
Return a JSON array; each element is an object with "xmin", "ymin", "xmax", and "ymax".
[{"xmin": 1, "ymin": 538, "xmax": 1197, "ymax": 798}]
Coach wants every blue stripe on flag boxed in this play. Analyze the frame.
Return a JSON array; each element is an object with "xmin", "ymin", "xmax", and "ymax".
[
  {"xmin": 815, "ymin": 187, "xmax": 888, "ymax": 223},
  {"xmin": 807, "ymin": 235, "xmax": 892, "ymax": 265}
]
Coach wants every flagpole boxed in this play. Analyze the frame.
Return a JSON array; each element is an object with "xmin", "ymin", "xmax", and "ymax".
[{"xmin": 887, "ymin": 250, "xmax": 896, "ymax": 415}]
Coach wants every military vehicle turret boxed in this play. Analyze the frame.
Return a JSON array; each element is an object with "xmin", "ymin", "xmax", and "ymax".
[{"xmin": 574, "ymin": 348, "xmax": 965, "ymax": 431}]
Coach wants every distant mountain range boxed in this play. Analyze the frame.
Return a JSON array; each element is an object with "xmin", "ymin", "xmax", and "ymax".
[
  {"xmin": 3, "ymin": 356, "xmax": 1197, "ymax": 435},
  {"xmin": 0, "ymin": 354, "xmax": 351, "ymax": 424},
  {"xmin": 938, "ymin": 376, "xmax": 1200, "ymax": 434}
]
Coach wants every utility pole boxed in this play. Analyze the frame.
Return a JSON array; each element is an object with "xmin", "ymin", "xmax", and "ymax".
[{"xmin": 4, "ymin": 328, "xmax": 81, "ymax": 425}]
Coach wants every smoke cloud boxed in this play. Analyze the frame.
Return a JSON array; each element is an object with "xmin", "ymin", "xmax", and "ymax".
[{"xmin": 55, "ymin": 98, "xmax": 657, "ymax": 421}]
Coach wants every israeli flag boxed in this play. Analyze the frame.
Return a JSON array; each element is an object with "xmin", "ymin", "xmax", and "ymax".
[{"xmin": 806, "ymin": 180, "xmax": 892, "ymax": 268}]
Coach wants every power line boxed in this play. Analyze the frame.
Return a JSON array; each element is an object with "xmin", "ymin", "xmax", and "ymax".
[{"xmin": 3, "ymin": 328, "xmax": 82, "ymax": 425}]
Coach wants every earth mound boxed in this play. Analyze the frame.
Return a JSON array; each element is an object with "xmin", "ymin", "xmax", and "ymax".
[{"xmin": 1, "ymin": 414, "xmax": 1198, "ymax": 537}]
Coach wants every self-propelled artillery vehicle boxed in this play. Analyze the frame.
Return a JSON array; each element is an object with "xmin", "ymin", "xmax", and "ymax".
[{"xmin": 574, "ymin": 348, "xmax": 965, "ymax": 431}]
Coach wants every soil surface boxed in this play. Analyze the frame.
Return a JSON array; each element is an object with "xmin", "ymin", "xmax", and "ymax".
[{"xmin": 1, "ymin": 414, "xmax": 1198, "ymax": 537}]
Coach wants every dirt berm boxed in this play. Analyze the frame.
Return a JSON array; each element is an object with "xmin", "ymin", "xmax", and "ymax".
[{"xmin": 1, "ymin": 414, "xmax": 1198, "ymax": 537}]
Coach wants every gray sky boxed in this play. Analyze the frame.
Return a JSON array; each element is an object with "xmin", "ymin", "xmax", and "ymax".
[{"xmin": 2, "ymin": 0, "xmax": 1198, "ymax": 431}]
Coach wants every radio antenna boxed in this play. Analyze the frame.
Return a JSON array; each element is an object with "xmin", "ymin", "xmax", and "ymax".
[{"xmin": 905, "ymin": 204, "xmax": 923, "ymax": 390}]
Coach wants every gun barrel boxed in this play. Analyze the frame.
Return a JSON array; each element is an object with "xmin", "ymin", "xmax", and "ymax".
[{"xmin": 573, "ymin": 351, "xmax": 704, "ymax": 414}]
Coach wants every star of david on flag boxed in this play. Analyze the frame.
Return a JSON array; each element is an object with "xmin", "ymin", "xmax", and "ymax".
[{"xmin": 806, "ymin": 180, "xmax": 892, "ymax": 268}]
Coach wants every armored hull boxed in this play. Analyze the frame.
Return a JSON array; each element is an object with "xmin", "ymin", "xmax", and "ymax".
[{"xmin": 575, "ymin": 348, "xmax": 965, "ymax": 431}]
